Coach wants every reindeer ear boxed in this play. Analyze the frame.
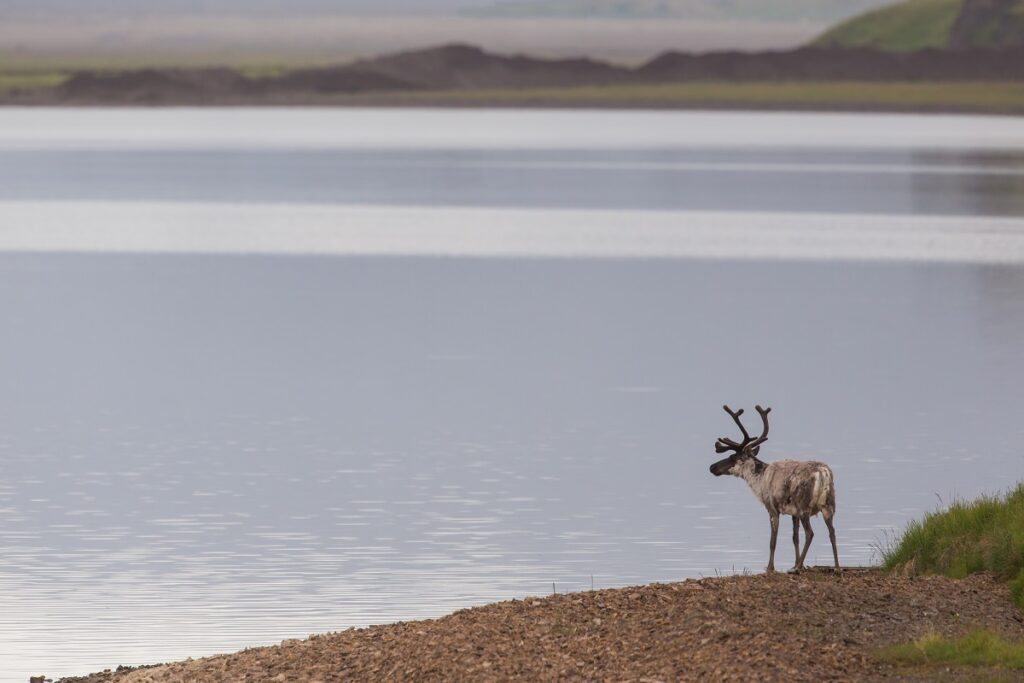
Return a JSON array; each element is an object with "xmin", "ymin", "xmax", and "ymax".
[{"xmin": 751, "ymin": 445, "xmax": 761, "ymax": 456}]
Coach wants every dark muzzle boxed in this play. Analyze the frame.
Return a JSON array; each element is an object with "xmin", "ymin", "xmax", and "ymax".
[{"xmin": 709, "ymin": 457, "xmax": 733, "ymax": 476}]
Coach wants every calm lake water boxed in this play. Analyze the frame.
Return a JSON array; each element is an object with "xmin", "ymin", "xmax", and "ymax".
[{"xmin": 1, "ymin": 108, "xmax": 1024, "ymax": 681}]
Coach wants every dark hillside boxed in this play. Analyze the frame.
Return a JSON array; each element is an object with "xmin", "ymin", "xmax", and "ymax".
[
  {"xmin": 267, "ymin": 68, "xmax": 419, "ymax": 95},
  {"xmin": 43, "ymin": 45, "xmax": 633, "ymax": 104},
  {"xmin": 950, "ymin": 0, "xmax": 1024, "ymax": 48},
  {"xmin": 637, "ymin": 45, "xmax": 1024, "ymax": 81},
  {"xmin": 342, "ymin": 43, "xmax": 630, "ymax": 89},
  {"xmin": 56, "ymin": 69, "xmax": 257, "ymax": 104}
]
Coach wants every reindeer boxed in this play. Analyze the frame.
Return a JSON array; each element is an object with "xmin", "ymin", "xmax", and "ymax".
[{"xmin": 709, "ymin": 405, "xmax": 838, "ymax": 573}]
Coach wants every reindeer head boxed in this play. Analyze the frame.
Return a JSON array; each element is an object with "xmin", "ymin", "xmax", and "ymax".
[{"xmin": 709, "ymin": 404, "xmax": 771, "ymax": 477}]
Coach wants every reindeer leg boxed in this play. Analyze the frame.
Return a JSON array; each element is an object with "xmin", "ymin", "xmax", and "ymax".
[
  {"xmin": 798, "ymin": 516, "xmax": 814, "ymax": 569},
  {"xmin": 768, "ymin": 513, "xmax": 779, "ymax": 573},
  {"xmin": 823, "ymin": 510, "xmax": 839, "ymax": 570},
  {"xmin": 791, "ymin": 516, "xmax": 800, "ymax": 569}
]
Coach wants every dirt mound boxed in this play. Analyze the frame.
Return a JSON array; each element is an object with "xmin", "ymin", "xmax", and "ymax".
[{"xmin": 55, "ymin": 569, "xmax": 1024, "ymax": 683}]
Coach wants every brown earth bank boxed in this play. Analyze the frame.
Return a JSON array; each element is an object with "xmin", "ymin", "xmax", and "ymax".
[
  {"xmin": 4, "ymin": 43, "xmax": 1024, "ymax": 107},
  {"xmin": 53, "ymin": 569, "xmax": 1024, "ymax": 683}
]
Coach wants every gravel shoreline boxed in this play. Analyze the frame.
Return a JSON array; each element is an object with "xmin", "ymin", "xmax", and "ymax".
[{"xmin": 54, "ymin": 568, "xmax": 1024, "ymax": 683}]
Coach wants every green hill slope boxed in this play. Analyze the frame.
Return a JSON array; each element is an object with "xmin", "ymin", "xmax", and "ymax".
[
  {"xmin": 814, "ymin": 0, "xmax": 962, "ymax": 50},
  {"xmin": 815, "ymin": 0, "xmax": 1024, "ymax": 51}
]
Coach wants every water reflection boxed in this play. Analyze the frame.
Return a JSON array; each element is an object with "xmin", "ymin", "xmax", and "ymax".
[
  {"xmin": 1, "ymin": 109, "xmax": 1024, "ymax": 681},
  {"xmin": 1, "ymin": 147, "xmax": 1023, "ymax": 217},
  {"xmin": 911, "ymin": 151, "xmax": 1024, "ymax": 217}
]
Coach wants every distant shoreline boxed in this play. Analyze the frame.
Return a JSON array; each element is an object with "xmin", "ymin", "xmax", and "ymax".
[{"xmin": 2, "ymin": 44, "xmax": 1022, "ymax": 115}]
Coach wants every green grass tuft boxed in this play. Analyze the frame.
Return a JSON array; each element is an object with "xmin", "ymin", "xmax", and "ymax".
[
  {"xmin": 878, "ymin": 629, "xmax": 1024, "ymax": 669},
  {"xmin": 883, "ymin": 484, "xmax": 1024, "ymax": 606},
  {"xmin": 814, "ymin": 0, "xmax": 962, "ymax": 51}
]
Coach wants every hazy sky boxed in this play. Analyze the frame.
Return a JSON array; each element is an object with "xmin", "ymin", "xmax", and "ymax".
[
  {"xmin": 3, "ymin": 0, "xmax": 495, "ymax": 17},
  {"xmin": 0, "ymin": 0, "xmax": 889, "ymax": 64},
  {"xmin": 2, "ymin": 0, "xmax": 889, "ymax": 20}
]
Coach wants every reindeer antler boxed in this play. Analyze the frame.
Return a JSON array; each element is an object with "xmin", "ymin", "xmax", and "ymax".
[
  {"xmin": 714, "ymin": 404, "xmax": 771, "ymax": 455},
  {"xmin": 746, "ymin": 405, "xmax": 772, "ymax": 451},
  {"xmin": 714, "ymin": 405, "xmax": 746, "ymax": 452}
]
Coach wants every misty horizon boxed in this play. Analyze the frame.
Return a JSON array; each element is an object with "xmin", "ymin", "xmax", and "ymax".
[{"xmin": 1, "ymin": 0, "xmax": 891, "ymax": 22}]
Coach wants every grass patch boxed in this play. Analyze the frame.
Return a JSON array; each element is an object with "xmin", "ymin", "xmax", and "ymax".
[
  {"xmin": 883, "ymin": 484, "xmax": 1024, "ymax": 607},
  {"xmin": 0, "ymin": 70, "xmax": 68, "ymax": 95},
  {"xmin": 0, "ymin": 58, "xmax": 346, "ymax": 94},
  {"xmin": 813, "ymin": 0, "xmax": 962, "ymax": 51},
  {"xmin": 878, "ymin": 629, "xmax": 1024, "ymax": 669},
  {"xmin": 381, "ymin": 81, "xmax": 1024, "ymax": 114}
]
